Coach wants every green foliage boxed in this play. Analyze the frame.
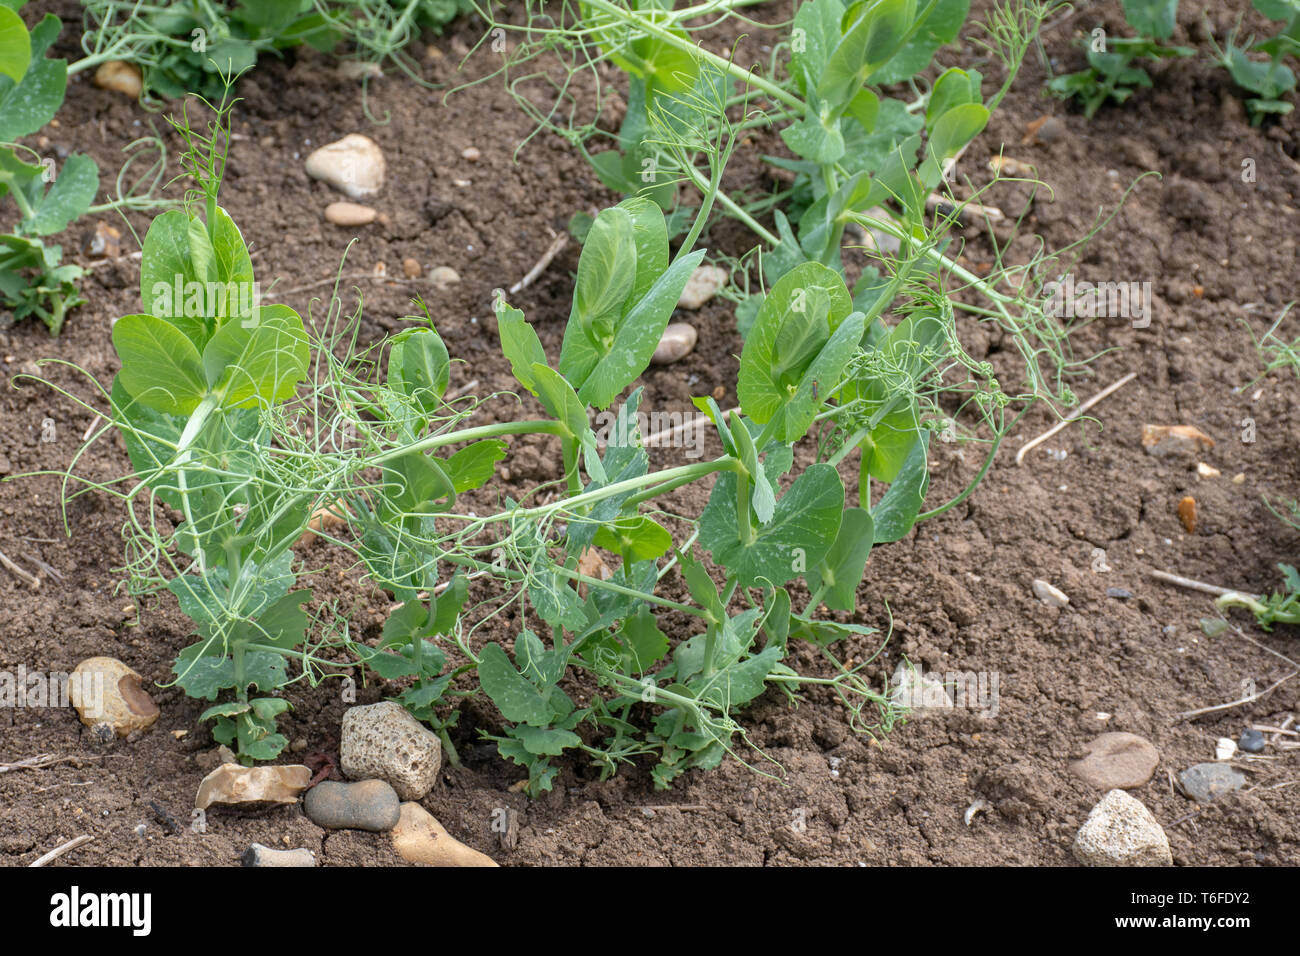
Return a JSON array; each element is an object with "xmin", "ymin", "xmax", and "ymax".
[
  {"xmin": 1048, "ymin": 0, "xmax": 1192, "ymax": 117},
  {"xmin": 1209, "ymin": 0, "xmax": 1300, "ymax": 124},
  {"xmin": 78, "ymin": 0, "xmax": 476, "ymax": 100},
  {"xmin": 0, "ymin": 9, "xmax": 99, "ymax": 334}
]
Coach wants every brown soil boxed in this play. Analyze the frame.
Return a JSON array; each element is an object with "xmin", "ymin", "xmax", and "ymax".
[{"xmin": 1, "ymin": 0, "xmax": 1298, "ymax": 867}]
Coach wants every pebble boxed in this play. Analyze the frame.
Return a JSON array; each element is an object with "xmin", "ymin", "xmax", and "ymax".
[
  {"xmin": 1032, "ymin": 579, "xmax": 1069, "ymax": 607},
  {"xmin": 1106, "ymin": 587, "xmax": 1132, "ymax": 600},
  {"xmin": 340, "ymin": 701, "xmax": 442, "ymax": 800},
  {"xmin": 1178, "ymin": 762, "xmax": 1246, "ymax": 803},
  {"xmin": 429, "ymin": 265, "xmax": 461, "ymax": 288},
  {"xmin": 1239, "ymin": 728, "xmax": 1266, "ymax": 753},
  {"xmin": 461, "ymin": 146, "xmax": 481, "ymax": 162},
  {"xmin": 85, "ymin": 221, "xmax": 123, "ymax": 258},
  {"xmin": 324, "ymin": 202, "xmax": 377, "ymax": 227},
  {"xmin": 1069, "ymin": 732, "xmax": 1160, "ymax": 789},
  {"xmin": 1177, "ymin": 496, "xmax": 1197, "ymax": 533},
  {"xmin": 889, "ymin": 662, "xmax": 953, "ymax": 715},
  {"xmin": 390, "ymin": 802, "xmax": 498, "ymax": 866},
  {"xmin": 241, "ymin": 843, "xmax": 317, "ymax": 867},
  {"xmin": 305, "ymin": 134, "xmax": 386, "ymax": 200},
  {"xmin": 194, "ymin": 764, "xmax": 311, "ymax": 810},
  {"xmin": 677, "ymin": 264, "xmax": 728, "ymax": 310},
  {"xmin": 1196, "ymin": 462, "xmax": 1220, "ymax": 478},
  {"xmin": 304, "ymin": 779, "xmax": 401, "ymax": 832},
  {"xmin": 1141, "ymin": 424, "xmax": 1215, "ymax": 457},
  {"xmin": 1215, "ymin": 737, "xmax": 1237, "ymax": 760},
  {"xmin": 68, "ymin": 657, "xmax": 159, "ymax": 737},
  {"xmin": 651, "ymin": 323, "xmax": 698, "ymax": 365},
  {"xmin": 402, "ymin": 257, "xmax": 421, "ymax": 278},
  {"xmin": 93, "ymin": 61, "xmax": 142, "ymax": 98},
  {"xmin": 1073, "ymin": 790, "xmax": 1172, "ymax": 866}
]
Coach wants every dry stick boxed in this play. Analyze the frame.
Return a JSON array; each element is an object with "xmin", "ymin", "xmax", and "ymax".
[
  {"xmin": 0, "ymin": 547, "xmax": 39, "ymax": 589},
  {"xmin": 446, "ymin": 378, "xmax": 480, "ymax": 401},
  {"xmin": 1015, "ymin": 371, "xmax": 1137, "ymax": 464},
  {"xmin": 1146, "ymin": 568, "xmax": 1261, "ymax": 599},
  {"xmin": 29, "ymin": 834, "xmax": 93, "ymax": 868},
  {"xmin": 509, "ymin": 232, "xmax": 568, "ymax": 294},
  {"xmin": 1174, "ymin": 626, "xmax": 1299, "ymax": 722},
  {"xmin": 0, "ymin": 753, "xmax": 65, "ymax": 774}
]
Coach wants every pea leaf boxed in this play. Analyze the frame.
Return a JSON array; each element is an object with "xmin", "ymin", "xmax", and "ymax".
[
  {"xmin": 478, "ymin": 642, "xmax": 559, "ymax": 727},
  {"xmin": 24, "ymin": 153, "xmax": 98, "ymax": 237},
  {"xmin": 0, "ymin": 7, "xmax": 30, "ymax": 85},
  {"xmin": 201, "ymin": 303, "xmax": 309, "ymax": 409},
  {"xmin": 442, "ymin": 439, "xmax": 507, "ymax": 493},
  {"xmin": 388, "ymin": 326, "xmax": 450, "ymax": 422},
  {"xmin": 495, "ymin": 300, "xmax": 548, "ymax": 393},
  {"xmin": 872, "ymin": 432, "xmax": 930, "ymax": 543},
  {"xmin": 806, "ymin": 507, "xmax": 874, "ymax": 611},
  {"xmin": 700, "ymin": 462, "xmax": 845, "ymax": 588},
  {"xmin": 113, "ymin": 313, "xmax": 209, "ymax": 415},
  {"xmin": 593, "ymin": 515, "xmax": 673, "ymax": 563},
  {"xmin": 0, "ymin": 14, "xmax": 64, "ymax": 142},
  {"xmin": 871, "ymin": 0, "xmax": 970, "ymax": 86}
]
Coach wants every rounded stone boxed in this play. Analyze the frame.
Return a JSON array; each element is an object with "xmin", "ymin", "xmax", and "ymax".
[
  {"xmin": 303, "ymin": 779, "xmax": 401, "ymax": 832},
  {"xmin": 651, "ymin": 323, "xmax": 697, "ymax": 365},
  {"xmin": 1178, "ymin": 763, "xmax": 1246, "ymax": 803},
  {"xmin": 68, "ymin": 657, "xmax": 159, "ymax": 737},
  {"xmin": 677, "ymin": 264, "xmax": 727, "ymax": 310},
  {"xmin": 391, "ymin": 802, "xmax": 497, "ymax": 866},
  {"xmin": 1073, "ymin": 789, "xmax": 1172, "ymax": 866},
  {"xmin": 1069, "ymin": 732, "xmax": 1160, "ymax": 790},
  {"xmin": 340, "ymin": 701, "xmax": 442, "ymax": 800},
  {"xmin": 324, "ymin": 202, "xmax": 377, "ymax": 226},
  {"xmin": 1239, "ymin": 728, "xmax": 1265, "ymax": 753},
  {"xmin": 305, "ymin": 134, "xmax": 386, "ymax": 200}
]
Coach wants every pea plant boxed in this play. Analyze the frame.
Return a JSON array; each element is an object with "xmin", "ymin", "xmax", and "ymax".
[
  {"xmin": 484, "ymin": 0, "xmax": 1081, "ymax": 529},
  {"xmin": 1208, "ymin": 0, "xmax": 1300, "ymax": 124},
  {"xmin": 1048, "ymin": 0, "xmax": 1192, "ymax": 118},
  {"xmin": 40, "ymin": 92, "xmax": 942, "ymax": 790},
  {"xmin": 78, "ymin": 0, "xmax": 476, "ymax": 101},
  {"xmin": 1, "ymin": 3, "xmax": 167, "ymax": 334}
]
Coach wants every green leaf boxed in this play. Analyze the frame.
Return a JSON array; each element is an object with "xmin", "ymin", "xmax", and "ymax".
[
  {"xmin": 531, "ymin": 363, "xmax": 606, "ymax": 483},
  {"xmin": 0, "ymin": 14, "xmax": 64, "ymax": 142},
  {"xmin": 1121, "ymin": 0, "xmax": 1179, "ymax": 41},
  {"xmin": 495, "ymin": 299, "xmax": 547, "ymax": 393},
  {"xmin": 872, "ymin": 432, "xmax": 929, "ymax": 543},
  {"xmin": 511, "ymin": 724, "xmax": 582, "ymax": 756},
  {"xmin": 442, "ymin": 439, "xmax": 507, "ymax": 493},
  {"xmin": 700, "ymin": 462, "xmax": 845, "ymax": 588},
  {"xmin": 872, "ymin": 0, "xmax": 969, "ymax": 85},
  {"xmin": 806, "ymin": 507, "xmax": 874, "ymax": 610},
  {"xmin": 617, "ymin": 607, "xmax": 669, "ymax": 675},
  {"xmin": 25, "ymin": 153, "xmax": 98, "ymax": 236},
  {"xmin": 569, "ymin": 205, "xmax": 638, "ymax": 345},
  {"xmin": 818, "ymin": 0, "xmax": 918, "ymax": 105},
  {"xmin": 0, "ymin": 7, "xmax": 30, "ymax": 87},
  {"xmin": 478, "ymin": 643, "xmax": 558, "ymax": 727},
  {"xmin": 593, "ymin": 515, "xmax": 673, "ymax": 564},
  {"xmin": 388, "ymin": 326, "xmax": 450, "ymax": 421},
  {"xmin": 113, "ymin": 313, "xmax": 209, "ymax": 415},
  {"xmin": 201, "ymin": 303, "xmax": 308, "ymax": 409}
]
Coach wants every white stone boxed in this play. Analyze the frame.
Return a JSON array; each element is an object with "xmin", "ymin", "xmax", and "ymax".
[
  {"xmin": 677, "ymin": 265, "xmax": 728, "ymax": 310},
  {"xmin": 1073, "ymin": 789, "xmax": 1172, "ymax": 866},
  {"xmin": 340, "ymin": 701, "xmax": 442, "ymax": 800},
  {"xmin": 305, "ymin": 134, "xmax": 386, "ymax": 200}
]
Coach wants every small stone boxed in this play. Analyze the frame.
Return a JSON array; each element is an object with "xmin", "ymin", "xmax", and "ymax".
[
  {"xmin": 305, "ymin": 134, "xmax": 386, "ymax": 200},
  {"xmin": 390, "ymin": 801, "xmax": 498, "ymax": 866},
  {"xmin": 1196, "ymin": 462, "xmax": 1220, "ymax": 478},
  {"xmin": 677, "ymin": 264, "xmax": 728, "ymax": 309},
  {"xmin": 651, "ymin": 323, "xmax": 697, "ymax": 365},
  {"xmin": 340, "ymin": 700, "xmax": 442, "ymax": 800},
  {"xmin": 1069, "ymin": 732, "xmax": 1160, "ymax": 790},
  {"xmin": 1231, "ymin": 472, "xmax": 1246, "ymax": 484},
  {"xmin": 194, "ymin": 763, "xmax": 311, "ymax": 810},
  {"xmin": 461, "ymin": 146, "xmax": 481, "ymax": 162},
  {"xmin": 84, "ymin": 221, "xmax": 123, "ymax": 259},
  {"xmin": 1178, "ymin": 762, "xmax": 1247, "ymax": 803},
  {"xmin": 297, "ymin": 500, "xmax": 350, "ymax": 546},
  {"xmin": 303, "ymin": 779, "xmax": 401, "ymax": 832},
  {"xmin": 1215, "ymin": 737, "xmax": 1237, "ymax": 761},
  {"xmin": 402, "ymin": 257, "xmax": 421, "ymax": 278},
  {"xmin": 337, "ymin": 61, "xmax": 383, "ymax": 81},
  {"xmin": 1178, "ymin": 496, "xmax": 1197, "ymax": 533},
  {"xmin": 429, "ymin": 266, "xmax": 461, "ymax": 288},
  {"xmin": 1239, "ymin": 728, "xmax": 1265, "ymax": 753},
  {"xmin": 194, "ymin": 745, "xmax": 237, "ymax": 772},
  {"xmin": 1106, "ymin": 587, "xmax": 1133, "ymax": 600},
  {"xmin": 1032, "ymin": 579, "xmax": 1069, "ymax": 607},
  {"xmin": 324, "ymin": 202, "xmax": 377, "ymax": 227},
  {"xmin": 93, "ymin": 61, "xmax": 142, "ymax": 98},
  {"xmin": 1073, "ymin": 790, "xmax": 1172, "ymax": 866},
  {"xmin": 1141, "ymin": 424, "xmax": 1215, "ymax": 457},
  {"xmin": 988, "ymin": 155, "xmax": 1034, "ymax": 177},
  {"xmin": 241, "ymin": 843, "xmax": 317, "ymax": 867},
  {"xmin": 68, "ymin": 657, "xmax": 159, "ymax": 737}
]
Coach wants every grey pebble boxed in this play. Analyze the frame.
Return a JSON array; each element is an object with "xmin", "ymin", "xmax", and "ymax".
[
  {"xmin": 1178, "ymin": 762, "xmax": 1246, "ymax": 803},
  {"xmin": 304, "ymin": 779, "xmax": 401, "ymax": 832},
  {"xmin": 1106, "ymin": 587, "xmax": 1133, "ymax": 600},
  {"xmin": 1238, "ymin": 728, "xmax": 1266, "ymax": 753}
]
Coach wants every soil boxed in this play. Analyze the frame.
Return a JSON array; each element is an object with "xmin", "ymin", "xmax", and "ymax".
[{"xmin": 1, "ymin": 0, "xmax": 1298, "ymax": 867}]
